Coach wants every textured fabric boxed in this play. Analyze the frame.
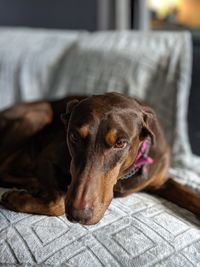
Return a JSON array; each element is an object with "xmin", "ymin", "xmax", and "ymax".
[
  {"xmin": 0, "ymin": 28, "xmax": 200, "ymax": 266},
  {"xmin": 0, "ymin": 189, "xmax": 200, "ymax": 266}
]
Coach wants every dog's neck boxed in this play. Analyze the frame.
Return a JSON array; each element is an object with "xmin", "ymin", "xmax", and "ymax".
[{"xmin": 119, "ymin": 137, "xmax": 153, "ymax": 180}]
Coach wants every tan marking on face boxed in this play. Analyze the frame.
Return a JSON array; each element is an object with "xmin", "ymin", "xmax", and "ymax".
[
  {"xmin": 118, "ymin": 136, "xmax": 141, "ymax": 176},
  {"xmin": 101, "ymin": 164, "xmax": 121, "ymax": 204},
  {"xmin": 105, "ymin": 128, "xmax": 117, "ymax": 146},
  {"xmin": 79, "ymin": 125, "xmax": 89, "ymax": 138}
]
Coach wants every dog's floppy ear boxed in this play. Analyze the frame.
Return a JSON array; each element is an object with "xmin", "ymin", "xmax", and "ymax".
[
  {"xmin": 140, "ymin": 106, "xmax": 156, "ymax": 145},
  {"xmin": 60, "ymin": 99, "xmax": 79, "ymax": 125}
]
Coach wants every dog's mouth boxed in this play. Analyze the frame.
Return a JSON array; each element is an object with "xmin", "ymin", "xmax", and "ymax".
[
  {"xmin": 65, "ymin": 209, "xmax": 106, "ymax": 225},
  {"xmin": 66, "ymin": 214, "xmax": 90, "ymax": 225},
  {"xmin": 65, "ymin": 195, "xmax": 112, "ymax": 225},
  {"xmin": 66, "ymin": 207, "xmax": 93, "ymax": 225}
]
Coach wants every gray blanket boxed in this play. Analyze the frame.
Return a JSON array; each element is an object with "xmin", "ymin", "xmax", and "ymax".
[{"xmin": 0, "ymin": 28, "xmax": 199, "ymax": 266}]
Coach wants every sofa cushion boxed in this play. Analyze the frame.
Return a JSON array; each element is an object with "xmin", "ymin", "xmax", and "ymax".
[{"xmin": 0, "ymin": 192, "xmax": 200, "ymax": 266}]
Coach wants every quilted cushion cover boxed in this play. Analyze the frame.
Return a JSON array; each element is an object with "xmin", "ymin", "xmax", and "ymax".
[{"xmin": 0, "ymin": 190, "xmax": 200, "ymax": 266}]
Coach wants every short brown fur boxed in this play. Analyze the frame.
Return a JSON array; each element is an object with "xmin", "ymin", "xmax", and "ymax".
[{"xmin": 0, "ymin": 93, "xmax": 199, "ymax": 225}]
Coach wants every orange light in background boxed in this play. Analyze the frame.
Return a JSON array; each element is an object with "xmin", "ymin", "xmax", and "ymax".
[
  {"xmin": 177, "ymin": 0, "xmax": 200, "ymax": 28},
  {"xmin": 148, "ymin": 0, "xmax": 181, "ymax": 19}
]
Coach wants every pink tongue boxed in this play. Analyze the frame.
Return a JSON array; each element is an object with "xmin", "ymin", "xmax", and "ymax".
[{"xmin": 135, "ymin": 157, "xmax": 153, "ymax": 168}]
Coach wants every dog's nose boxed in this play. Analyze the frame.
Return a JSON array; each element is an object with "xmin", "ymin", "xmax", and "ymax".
[{"xmin": 66, "ymin": 203, "xmax": 93, "ymax": 224}]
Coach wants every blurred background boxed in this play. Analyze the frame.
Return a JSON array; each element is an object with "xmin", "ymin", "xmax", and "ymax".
[
  {"xmin": 0, "ymin": 0, "xmax": 199, "ymax": 153},
  {"xmin": 0, "ymin": 0, "xmax": 200, "ymax": 31}
]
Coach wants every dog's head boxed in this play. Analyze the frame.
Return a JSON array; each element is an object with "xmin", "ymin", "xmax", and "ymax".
[{"xmin": 62, "ymin": 93, "xmax": 155, "ymax": 225}]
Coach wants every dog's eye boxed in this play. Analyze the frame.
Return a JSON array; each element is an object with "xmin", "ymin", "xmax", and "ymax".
[
  {"xmin": 114, "ymin": 139, "xmax": 127, "ymax": 149},
  {"xmin": 69, "ymin": 132, "xmax": 79, "ymax": 143}
]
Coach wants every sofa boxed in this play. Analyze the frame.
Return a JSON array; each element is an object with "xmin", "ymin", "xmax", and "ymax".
[{"xmin": 0, "ymin": 28, "xmax": 200, "ymax": 266}]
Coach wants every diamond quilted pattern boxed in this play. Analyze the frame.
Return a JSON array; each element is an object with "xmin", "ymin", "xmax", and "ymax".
[
  {"xmin": 0, "ymin": 193, "xmax": 200, "ymax": 266},
  {"xmin": 113, "ymin": 226, "xmax": 154, "ymax": 256},
  {"xmin": 32, "ymin": 217, "xmax": 69, "ymax": 245}
]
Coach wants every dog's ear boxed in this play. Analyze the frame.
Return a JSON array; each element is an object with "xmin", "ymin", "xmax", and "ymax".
[
  {"xmin": 60, "ymin": 99, "xmax": 79, "ymax": 125},
  {"xmin": 140, "ymin": 106, "xmax": 156, "ymax": 145},
  {"xmin": 66, "ymin": 99, "xmax": 80, "ymax": 114}
]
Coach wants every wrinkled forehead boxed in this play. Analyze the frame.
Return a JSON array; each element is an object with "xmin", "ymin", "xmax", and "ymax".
[{"xmin": 69, "ymin": 96, "xmax": 141, "ymax": 137}]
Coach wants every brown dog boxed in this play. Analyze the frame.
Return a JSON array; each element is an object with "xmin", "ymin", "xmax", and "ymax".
[{"xmin": 0, "ymin": 93, "xmax": 199, "ymax": 225}]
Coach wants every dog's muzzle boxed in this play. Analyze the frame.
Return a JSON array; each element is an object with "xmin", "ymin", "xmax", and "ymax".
[{"xmin": 66, "ymin": 202, "xmax": 93, "ymax": 224}]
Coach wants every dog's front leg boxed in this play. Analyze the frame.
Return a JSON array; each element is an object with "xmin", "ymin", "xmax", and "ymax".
[
  {"xmin": 1, "ymin": 189, "xmax": 65, "ymax": 216},
  {"xmin": 149, "ymin": 178, "xmax": 200, "ymax": 217}
]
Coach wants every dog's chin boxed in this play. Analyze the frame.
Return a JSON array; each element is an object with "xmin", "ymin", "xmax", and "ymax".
[
  {"xmin": 65, "ymin": 194, "xmax": 113, "ymax": 225},
  {"xmin": 65, "ymin": 204, "xmax": 109, "ymax": 225},
  {"xmin": 66, "ymin": 216, "xmax": 102, "ymax": 225},
  {"xmin": 66, "ymin": 213, "xmax": 104, "ymax": 225}
]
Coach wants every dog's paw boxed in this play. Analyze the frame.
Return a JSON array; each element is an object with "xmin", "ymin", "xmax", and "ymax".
[
  {"xmin": 0, "ymin": 188, "xmax": 10, "ymax": 200},
  {"xmin": 1, "ymin": 189, "xmax": 28, "ymax": 212}
]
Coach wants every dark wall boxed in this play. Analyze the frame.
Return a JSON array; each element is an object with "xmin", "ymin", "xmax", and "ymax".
[
  {"xmin": 188, "ymin": 35, "xmax": 200, "ymax": 156},
  {"xmin": 0, "ymin": 0, "xmax": 98, "ymax": 31}
]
